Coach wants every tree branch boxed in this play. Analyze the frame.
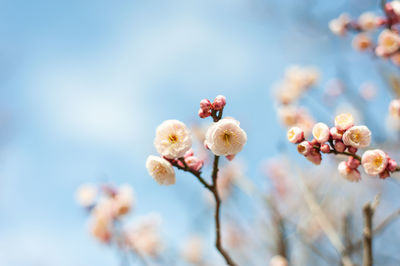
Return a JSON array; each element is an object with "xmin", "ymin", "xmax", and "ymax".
[{"xmin": 362, "ymin": 203, "xmax": 374, "ymax": 266}]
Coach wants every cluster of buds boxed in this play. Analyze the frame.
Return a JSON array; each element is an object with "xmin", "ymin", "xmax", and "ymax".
[
  {"xmin": 198, "ymin": 95, "xmax": 226, "ymax": 118},
  {"xmin": 146, "ymin": 95, "xmax": 247, "ymax": 185},
  {"xmin": 75, "ymin": 183, "xmax": 135, "ymax": 243},
  {"xmin": 288, "ymin": 113, "xmax": 399, "ymax": 181},
  {"xmin": 329, "ymin": 1, "xmax": 400, "ymax": 66},
  {"xmin": 166, "ymin": 149, "xmax": 204, "ymax": 172}
]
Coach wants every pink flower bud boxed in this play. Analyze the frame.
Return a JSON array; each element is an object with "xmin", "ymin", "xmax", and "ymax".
[
  {"xmin": 347, "ymin": 156, "xmax": 360, "ymax": 169},
  {"xmin": 320, "ymin": 144, "xmax": 330, "ymax": 153},
  {"xmin": 387, "ymin": 159, "xmax": 398, "ymax": 172},
  {"xmin": 177, "ymin": 160, "xmax": 185, "ymax": 168},
  {"xmin": 297, "ymin": 141, "xmax": 313, "ymax": 156},
  {"xmin": 379, "ymin": 170, "xmax": 390, "ymax": 179},
  {"xmin": 310, "ymin": 139, "xmax": 318, "ymax": 146},
  {"xmin": 198, "ymin": 108, "xmax": 211, "ymax": 118},
  {"xmin": 226, "ymin": 154, "xmax": 236, "ymax": 161},
  {"xmin": 200, "ymin": 99, "xmax": 212, "ymax": 111},
  {"xmin": 338, "ymin": 161, "xmax": 361, "ymax": 182},
  {"xmin": 287, "ymin": 127, "xmax": 304, "ymax": 144},
  {"xmin": 213, "ymin": 95, "xmax": 226, "ymax": 110},
  {"xmin": 334, "ymin": 141, "xmax": 346, "ymax": 152},
  {"xmin": 330, "ymin": 127, "xmax": 343, "ymax": 140},
  {"xmin": 306, "ymin": 153, "xmax": 322, "ymax": 165},
  {"xmin": 185, "ymin": 156, "xmax": 204, "ymax": 172},
  {"xmin": 184, "ymin": 149, "xmax": 194, "ymax": 159},
  {"xmin": 348, "ymin": 147, "xmax": 358, "ymax": 154}
]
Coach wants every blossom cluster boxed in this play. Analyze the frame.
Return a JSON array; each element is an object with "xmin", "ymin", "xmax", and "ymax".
[
  {"xmin": 146, "ymin": 96, "xmax": 247, "ymax": 185},
  {"xmin": 287, "ymin": 113, "xmax": 399, "ymax": 181},
  {"xmin": 329, "ymin": 1, "xmax": 400, "ymax": 66},
  {"xmin": 274, "ymin": 66, "xmax": 319, "ymax": 135},
  {"xmin": 75, "ymin": 183, "xmax": 164, "ymax": 257}
]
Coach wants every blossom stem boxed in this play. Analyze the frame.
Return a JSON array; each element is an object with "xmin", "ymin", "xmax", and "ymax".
[
  {"xmin": 172, "ymin": 159, "xmax": 212, "ymax": 190},
  {"xmin": 362, "ymin": 203, "xmax": 374, "ymax": 266}
]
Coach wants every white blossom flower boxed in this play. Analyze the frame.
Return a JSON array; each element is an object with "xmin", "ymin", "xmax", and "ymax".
[
  {"xmin": 114, "ymin": 184, "xmax": 135, "ymax": 216},
  {"xmin": 287, "ymin": 127, "xmax": 304, "ymax": 143},
  {"xmin": 362, "ymin": 149, "xmax": 388, "ymax": 176},
  {"xmin": 376, "ymin": 29, "xmax": 400, "ymax": 56},
  {"xmin": 181, "ymin": 236, "xmax": 204, "ymax": 264},
  {"xmin": 329, "ymin": 13, "xmax": 350, "ymax": 36},
  {"xmin": 205, "ymin": 118, "xmax": 247, "ymax": 156},
  {"xmin": 352, "ymin": 34, "xmax": 372, "ymax": 51},
  {"xmin": 342, "ymin": 126, "xmax": 371, "ymax": 148},
  {"xmin": 338, "ymin": 161, "xmax": 361, "ymax": 182},
  {"xmin": 334, "ymin": 113, "xmax": 354, "ymax": 131},
  {"xmin": 154, "ymin": 120, "xmax": 192, "ymax": 159},
  {"xmin": 312, "ymin": 122, "xmax": 330, "ymax": 143},
  {"xmin": 75, "ymin": 183, "xmax": 97, "ymax": 207},
  {"xmin": 146, "ymin": 155, "xmax": 176, "ymax": 185},
  {"xmin": 391, "ymin": 0, "xmax": 400, "ymax": 16},
  {"xmin": 358, "ymin": 12, "xmax": 379, "ymax": 31},
  {"xmin": 389, "ymin": 99, "xmax": 400, "ymax": 118}
]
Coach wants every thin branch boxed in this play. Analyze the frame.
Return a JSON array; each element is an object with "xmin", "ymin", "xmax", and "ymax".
[
  {"xmin": 362, "ymin": 203, "xmax": 374, "ymax": 266},
  {"xmin": 299, "ymin": 176, "xmax": 354, "ymax": 266},
  {"xmin": 171, "ymin": 159, "xmax": 212, "ymax": 190}
]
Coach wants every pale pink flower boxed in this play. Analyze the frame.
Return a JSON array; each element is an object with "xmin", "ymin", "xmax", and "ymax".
[
  {"xmin": 334, "ymin": 113, "xmax": 354, "ymax": 131},
  {"xmin": 269, "ymin": 255, "xmax": 288, "ymax": 266},
  {"xmin": 376, "ymin": 29, "xmax": 400, "ymax": 56},
  {"xmin": 125, "ymin": 213, "xmax": 163, "ymax": 257},
  {"xmin": 312, "ymin": 122, "xmax": 330, "ymax": 143},
  {"xmin": 287, "ymin": 126, "xmax": 304, "ymax": 143},
  {"xmin": 362, "ymin": 149, "xmax": 388, "ymax": 176},
  {"xmin": 89, "ymin": 214, "xmax": 112, "ymax": 243},
  {"xmin": 338, "ymin": 161, "xmax": 361, "ymax": 182},
  {"xmin": 329, "ymin": 13, "xmax": 350, "ymax": 36},
  {"xmin": 297, "ymin": 141, "xmax": 313, "ymax": 156},
  {"xmin": 352, "ymin": 34, "xmax": 372, "ymax": 51},
  {"xmin": 154, "ymin": 120, "xmax": 192, "ymax": 159},
  {"xmin": 342, "ymin": 126, "xmax": 371, "ymax": 148},
  {"xmin": 181, "ymin": 236, "xmax": 204, "ymax": 264},
  {"xmin": 391, "ymin": 0, "xmax": 400, "ymax": 16},
  {"xmin": 213, "ymin": 95, "xmax": 226, "ymax": 110},
  {"xmin": 359, "ymin": 82, "xmax": 377, "ymax": 101},
  {"xmin": 146, "ymin": 155, "xmax": 176, "ymax": 185},
  {"xmin": 389, "ymin": 99, "xmax": 400, "ymax": 118},
  {"xmin": 75, "ymin": 183, "xmax": 97, "ymax": 207},
  {"xmin": 204, "ymin": 118, "xmax": 247, "ymax": 156},
  {"xmin": 358, "ymin": 12, "xmax": 380, "ymax": 31},
  {"xmin": 113, "ymin": 184, "xmax": 135, "ymax": 216}
]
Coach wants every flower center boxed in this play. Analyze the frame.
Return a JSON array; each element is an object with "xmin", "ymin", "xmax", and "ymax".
[
  {"xmin": 287, "ymin": 129, "xmax": 295, "ymax": 139},
  {"xmin": 373, "ymin": 156, "xmax": 383, "ymax": 167},
  {"xmin": 154, "ymin": 165, "xmax": 167, "ymax": 175},
  {"xmin": 168, "ymin": 134, "xmax": 178, "ymax": 144},
  {"xmin": 350, "ymin": 132, "xmax": 360, "ymax": 143},
  {"xmin": 297, "ymin": 144, "xmax": 305, "ymax": 153},
  {"xmin": 223, "ymin": 132, "xmax": 231, "ymax": 146}
]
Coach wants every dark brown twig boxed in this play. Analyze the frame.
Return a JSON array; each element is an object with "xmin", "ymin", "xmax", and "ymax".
[{"xmin": 362, "ymin": 203, "xmax": 374, "ymax": 266}]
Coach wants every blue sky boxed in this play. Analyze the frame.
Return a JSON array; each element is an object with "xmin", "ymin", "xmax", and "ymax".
[{"xmin": 0, "ymin": 0, "xmax": 397, "ymax": 265}]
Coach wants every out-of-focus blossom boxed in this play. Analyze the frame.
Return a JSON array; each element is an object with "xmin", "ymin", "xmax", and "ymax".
[
  {"xmin": 75, "ymin": 183, "xmax": 97, "ymax": 208},
  {"xmin": 390, "ymin": 0, "xmax": 400, "ymax": 16},
  {"xmin": 181, "ymin": 235, "xmax": 204, "ymax": 264},
  {"xmin": 362, "ymin": 149, "xmax": 388, "ymax": 176},
  {"xmin": 125, "ymin": 213, "xmax": 163, "ymax": 257},
  {"xmin": 376, "ymin": 29, "xmax": 400, "ymax": 56},
  {"xmin": 352, "ymin": 33, "xmax": 372, "ymax": 51},
  {"xmin": 391, "ymin": 52, "xmax": 400, "ymax": 66},
  {"xmin": 338, "ymin": 161, "xmax": 361, "ymax": 182},
  {"xmin": 204, "ymin": 118, "xmax": 247, "ymax": 156},
  {"xmin": 284, "ymin": 65, "xmax": 319, "ymax": 89},
  {"xmin": 359, "ymin": 82, "xmax": 377, "ymax": 101},
  {"xmin": 113, "ymin": 184, "xmax": 135, "ymax": 216},
  {"xmin": 342, "ymin": 126, "xmax": 371, "ymax": 148},
  {"xmin": 389, "ymin": 99, "xmax": 400, "ymax": 118},
  {"xmin": 277, "ymin": 106, "xmax": 315, "ymax": 135},
  {"xmin": 312, "ymin": 122, "xmax": 330, "ymax": 143},
  {"xmin": 269, "ymin": 255, "xmax": 288, "ymax": 266},
  {"xmin": 334, "ymin": 113, "xmax": 354, "ymax": 131},
  {"xmin": 329, "ymin": 13, "xmax": 350, "ymax": 36},
  {"xmin": 146, "ymin": 155, "xmax": 176, "ymax": 185},
  {"xmin": 358, "ymin": 12, "xmax": 380, "ymax": 31},
  {"xmin": 90, "ymin": 213, "xmax": 112, "ymax": 243},
  {"xmin": 217, "ymin": 161, "xmax": 244, "ymax": 199},
  {"xmin": 287, "ymin": 127, "xmax": 304, "ymax": 144},
  {"xmin": 154, "ymin": 120, "xmax": 192, "ymax": 159}
]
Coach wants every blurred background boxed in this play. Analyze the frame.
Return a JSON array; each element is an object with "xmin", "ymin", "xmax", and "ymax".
[{"xmin": 1, "ymin": 0, "xmax": 399, "ymax": 265}]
